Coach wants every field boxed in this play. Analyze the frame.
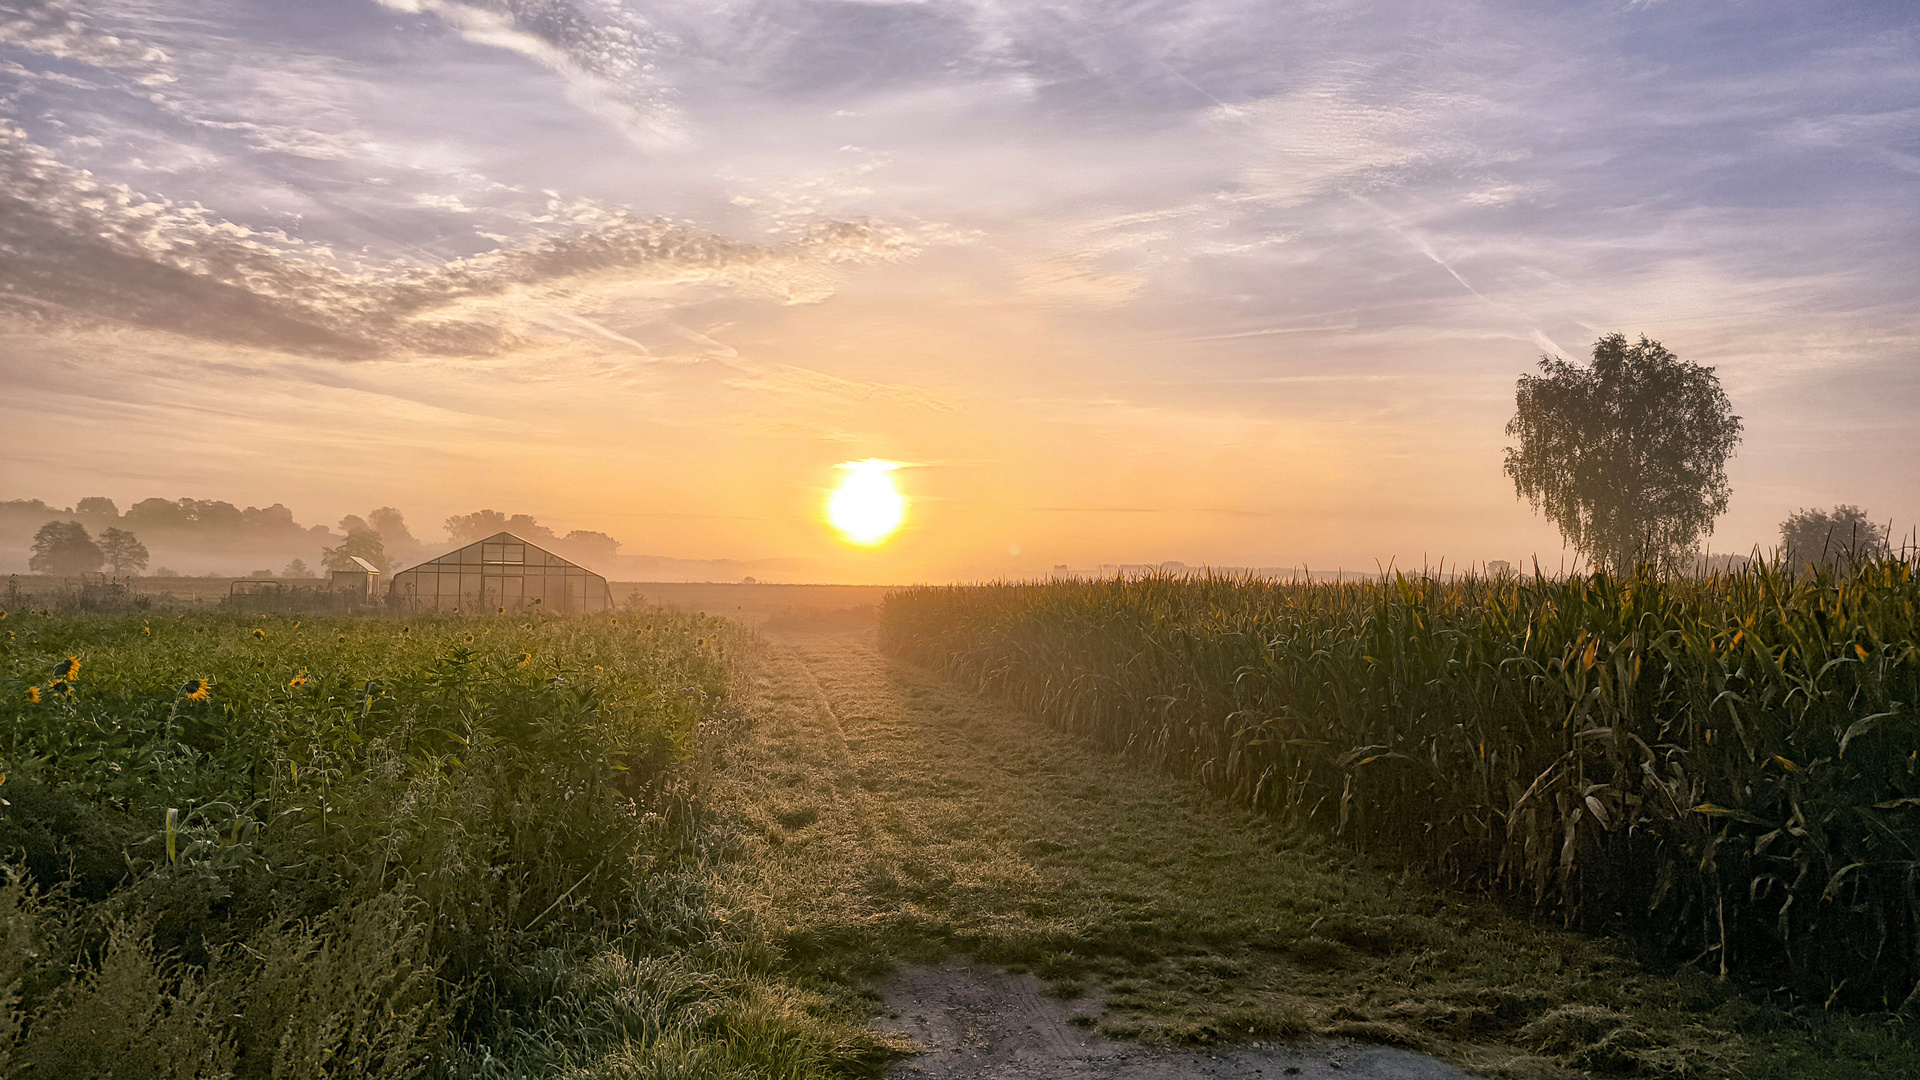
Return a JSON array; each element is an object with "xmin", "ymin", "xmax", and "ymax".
[
  {"xmin": 0, "ymin": 607, "xmax": 887, "ymax": 1078},
  {"xmin": 719, "ymin": 619, "xmax": 1920, "ymax": 1079},
  {"xmin": 879, "ymin": 565, "xmax": 1920, "ymax": 1009},
  {"xmin": 6, "ymin": 568, "xmax": 1920, "ymax": 1079},
  {"xmin": 2, "ymin": 576, "xmax": 892, "ymax": 622}
]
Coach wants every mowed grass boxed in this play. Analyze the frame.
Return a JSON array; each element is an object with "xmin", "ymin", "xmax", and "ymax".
[
  {"xmin": 712, "ymin": 625, "xmax": 1920, "ymax": 1079},
  {"xmin": 0, "ymin": 609, "xmax": 890, "ymax": 1079}
]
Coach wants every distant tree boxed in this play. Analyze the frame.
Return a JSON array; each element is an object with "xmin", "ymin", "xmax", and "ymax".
[
  {"xmin": 153, "ymin": 566, "xmax": 178, "ymax": 577},
  {"xmin": 367, "ymin": 506, "xmax": 423, "ymax": 564},
  {"xmin": 1698, "ymin": 552, "xmax": 1755, "ymax": 576},
  {"xmin": 124, "ymin": 498, "xmax": 190, "ymax": 530},
  {"xmin": 557, "ymin": 529, "xmax": 620, "ymax": 567},
  {"xmin": 367, "ymin": 507, "xmax": 414, "ymax": 544},
  {"xmin": 240, "ymin": 504, "xmax": 304, "ymax": 536},
  {"xmin": 508, "ymin": 514, "xmax": 558, "ymax": 544},
  {"xmin": 445, "ymin": 510, "xmax": 559, "ymax": 545},
  {"xmin": 75, "ymin": 496, "xmax": 120, "ymax": 519},
  {"xmin": 282, "ymin": 557, "xmax": 315, "ymax": 579},
  {"xmin": 1780, "ymin": 505, "xmax": 1888, "ymax": 573},
  {"xmin": 29, "ymin": 521, "xmax": 104, "ymax": 574},
  {"xmin": 97, "ymin": 527, "xmax": 149, "ymax": 574},
  {"xmin": 322, "ymin": 529, "xmax": 388, "ymax": 573},
  {"xmin": 446, "ymin": 509, "xmax": 511, "ymax": 544},
  {"xmin": 1504, "ymin": 333, "xmax": 1743, "ymax": 575}
]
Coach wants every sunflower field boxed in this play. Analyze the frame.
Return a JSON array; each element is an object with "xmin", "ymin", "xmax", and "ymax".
[{"xmin": 0, "ymin": 609, "xmax": 870, "ymax": 1079}]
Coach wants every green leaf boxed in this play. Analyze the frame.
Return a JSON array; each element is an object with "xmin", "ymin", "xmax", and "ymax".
[{"xmin": 1840, "ymin": 711, "xmax": 1900, "ymax": 757}]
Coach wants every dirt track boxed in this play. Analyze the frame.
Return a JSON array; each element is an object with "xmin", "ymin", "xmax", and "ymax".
[
  {"xmin": 713, "ymin": 620, "xmax": 1503, "ymax": 1079},
  {"xmin": 876, "ymin": 963, "xmax": 1476, "ymax": 1080}
]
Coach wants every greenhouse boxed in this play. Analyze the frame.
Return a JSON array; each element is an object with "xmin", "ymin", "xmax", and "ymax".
[{"xmin": 388, "ymin": 532, "xmax": 614, "ymax": 613}]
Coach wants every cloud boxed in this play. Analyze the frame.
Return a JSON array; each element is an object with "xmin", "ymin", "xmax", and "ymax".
[
  {"xmin": 0, "ymin": 0, "xmax": 169, "ymax": 70},
  {"xmin": 0, "ymin": 125, "xmax": 919, "ymax": 358},
  {"xmin": 372, "ymin": 0, "xmax": 687, "ymax": 151}
]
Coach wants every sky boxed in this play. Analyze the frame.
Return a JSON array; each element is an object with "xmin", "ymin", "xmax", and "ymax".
[{"xmin": 1, "ymin": 0, "xmax": 1915, "ymax": 582}]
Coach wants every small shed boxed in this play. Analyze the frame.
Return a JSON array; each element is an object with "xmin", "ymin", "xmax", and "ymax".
[
  {"xmin": 328, "ymin": 556, "xmax": 382, "ymax": 597},
  {"xmin": 387, "ymin": 532, "xmax": 613, "ymax": 613}
]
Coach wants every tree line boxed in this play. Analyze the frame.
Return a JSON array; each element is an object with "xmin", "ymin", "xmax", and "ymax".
[{"xmin": 17, "ymin": 502, "xmax": 630, "ymax": 577}]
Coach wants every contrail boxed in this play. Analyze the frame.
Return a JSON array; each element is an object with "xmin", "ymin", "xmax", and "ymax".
[{"xmin": 1352, "ymin": 193, "xmax": 1570, "ymax": 357}]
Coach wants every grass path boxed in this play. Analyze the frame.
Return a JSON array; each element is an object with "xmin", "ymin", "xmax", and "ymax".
[{"xmin": 705, "ymin": 622, "xmax": 1917, "ymax": 1079}]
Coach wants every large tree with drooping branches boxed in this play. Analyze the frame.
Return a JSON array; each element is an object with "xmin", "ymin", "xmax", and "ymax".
[{"xmin": 1505, "ymin": 333, "xmax": 1743, "ymax": 576}]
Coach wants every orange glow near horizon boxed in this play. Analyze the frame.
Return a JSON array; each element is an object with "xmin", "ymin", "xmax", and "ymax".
[{"xmin": 827, "ymin": 460, "xmax": 907, "ymax": 546}]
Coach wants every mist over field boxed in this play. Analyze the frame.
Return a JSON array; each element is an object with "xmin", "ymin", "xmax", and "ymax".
[{"xmin": 0, "ymin": 494, "xmax": 815, "ymax": 581}]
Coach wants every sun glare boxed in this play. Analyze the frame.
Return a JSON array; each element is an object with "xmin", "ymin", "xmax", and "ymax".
[{"xmin": 828, "ymin": 460, "xmax": 906, "ymax": 546}]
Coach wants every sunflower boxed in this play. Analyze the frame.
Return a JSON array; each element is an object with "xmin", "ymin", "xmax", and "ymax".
[
  {"xmin": 184, "ymin": 678, "xmax": 212, "ymax": 702},
  {"xmin": 48, "ymin": 679, "xmax": 72, "ymax": 697},
  {"xmin": 24, "ymin": 686, "xmax": 40, "ymax": 704},
  {"xmin": 54, "ymin": 656, "xmax": 80, "ymax": 681},
  {"xmin": 288, "ymin": 668, "xmax": 310, "ymax": 689},
  {"xmin": 516, "ymin": 652, "xmax": 533, "ymax": 667},
  {"xmin": 252, "ymin": 628, "xmax": 266, "ymax": 640}
]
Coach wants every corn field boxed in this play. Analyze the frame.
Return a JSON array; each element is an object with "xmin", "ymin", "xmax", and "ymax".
[{"xmin": 879, "ymin": 563, "xmax": 1920, "ymax": 1009}]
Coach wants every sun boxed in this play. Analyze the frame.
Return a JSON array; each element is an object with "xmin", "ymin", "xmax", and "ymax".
[{"xmin": 828, "ymin": 460, "xmax": 907, "ymax": 546}]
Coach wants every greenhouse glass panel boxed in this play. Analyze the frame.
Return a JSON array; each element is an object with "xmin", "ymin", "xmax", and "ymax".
[{"xmin": 388, "ymin": 532, "xmax": 615, "ymax": 613}]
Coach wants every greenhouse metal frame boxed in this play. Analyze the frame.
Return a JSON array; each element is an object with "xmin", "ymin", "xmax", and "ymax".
[{"xmin": 388, "ymin": 532, "xmax": 614, "ymax": 613}]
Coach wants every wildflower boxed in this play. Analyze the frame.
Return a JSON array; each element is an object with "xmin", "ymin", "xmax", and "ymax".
[
  {"xmin": 24, "ymin": 686, "xmax": 40, "ymax": 704},
  {"xmin": 289, "ymin": 668, "xmax": 310, "ymax": 689},
  {"xmin": 184, "ymin": 678, "xmax": 211, "ymax": 702},
  {"xmin": 594, "ymin": 664, "xmax": 604, "ymax": 672},
  {"xmin": 292, "ymin": 621, "xmax": 300, "ymax": 630},
  {"xmin": 48, "ymin": 679, "xmax": 71, "ymax": 697},
  {"xmin": 54, "ymin": 656, "xmax": 79, "ymax": 681},
  {"xmin": 516, "ymin": 652, "xmax": 533, "ymax": 667},
  {"xmin": 696, "ymin": 637, "xmax": 706, "ymax": 647},
  {"xmin": 143, "ymin": 622, "xmax": 151, "ymax": 634},
  {"xmin": 252, "ymin": 628, "xmax": 266, "ymax": 639}
]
